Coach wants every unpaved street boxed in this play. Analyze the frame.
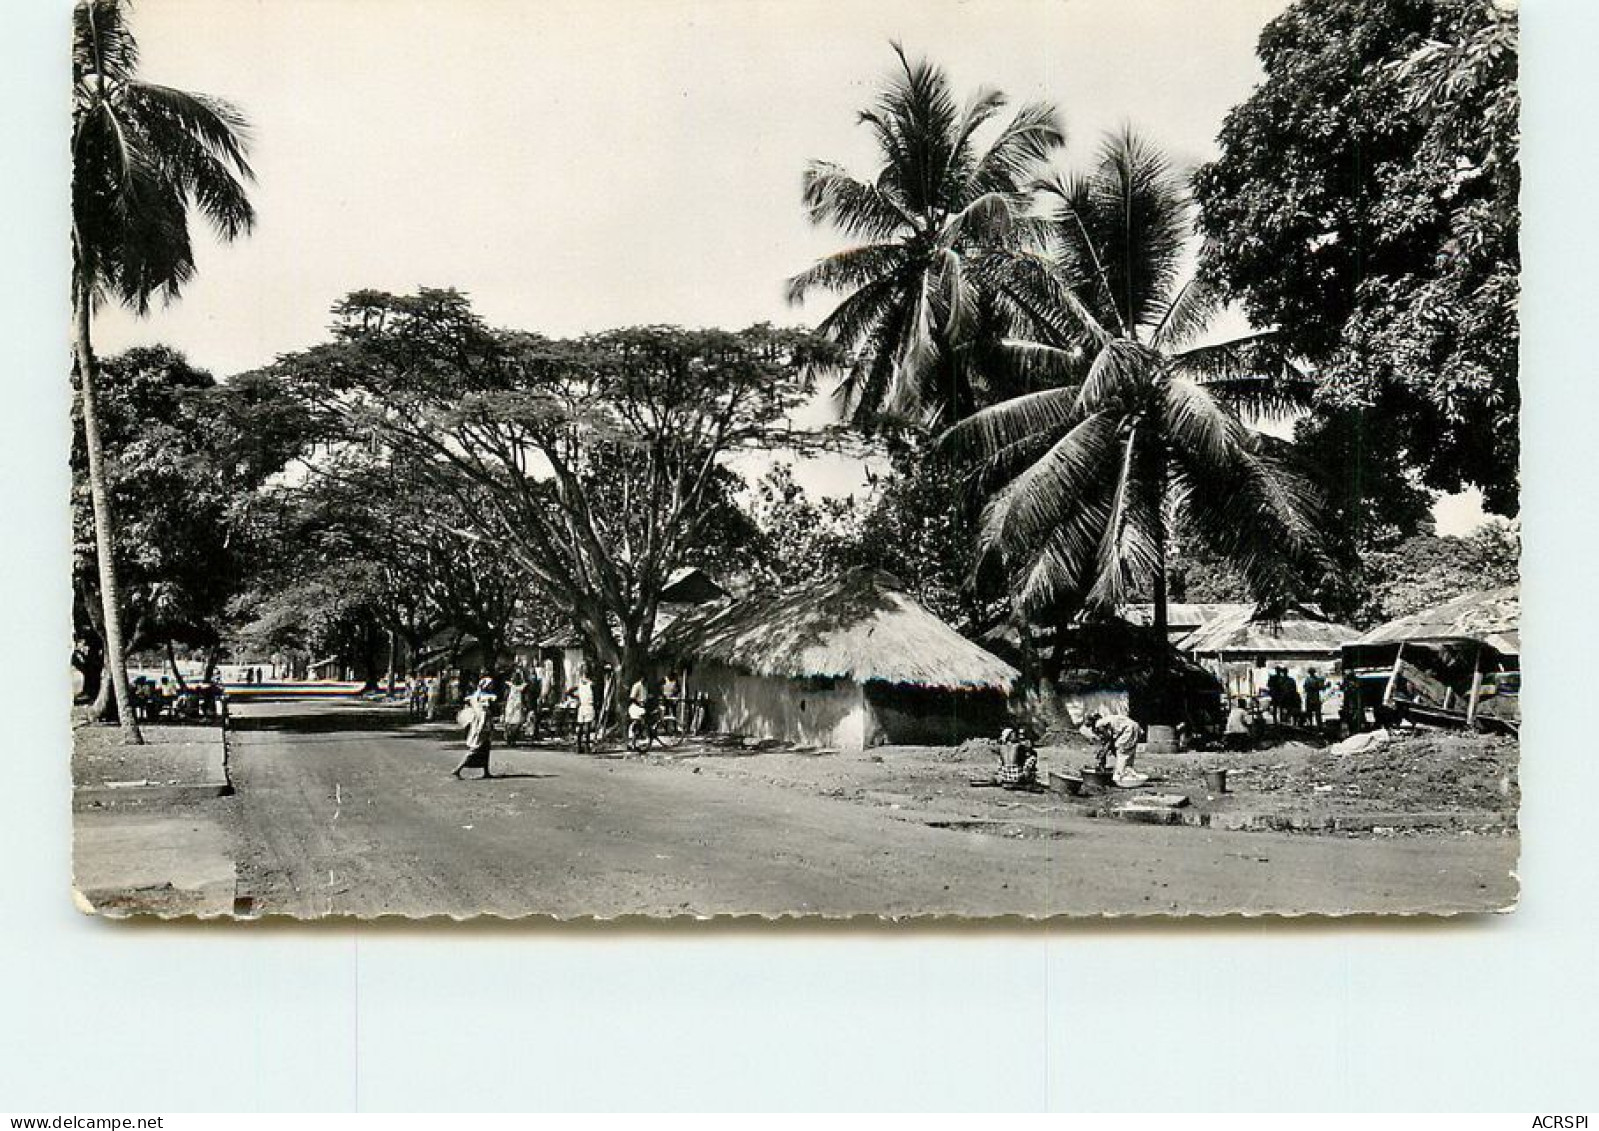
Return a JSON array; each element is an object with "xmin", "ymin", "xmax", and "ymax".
[{"xmin": 226, "ymin": 700, "xmax": 1519, "ymax": 918}]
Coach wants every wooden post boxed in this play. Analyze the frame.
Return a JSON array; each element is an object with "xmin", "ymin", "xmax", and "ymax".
[
  {"xmin": 1383, "ymin": 642, "xmax": 1406, "ymax": 706},
  {"xmin": 1465, "ymin": 644, "xmax": 1486, "ymax": 728}
]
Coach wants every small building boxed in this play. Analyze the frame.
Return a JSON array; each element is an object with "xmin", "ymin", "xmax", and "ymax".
[
  {"xmin": 1118, "ymin": 602, "xmax": 1253, "ymax": 645},
  {"xmin": 662, "ymin": 569, "xmax": 1018, "ymax": 751},
  {"xmin": 1343, "ymin": 585, "xmax": 1520, "ymax": 732},
  {"xmin": 1180, "ymin": 603, "xmax": 1357, "ymax": 700},
  {"xmin": 534, "ymin": 627, "xmax": 589, "ymax": 693}
]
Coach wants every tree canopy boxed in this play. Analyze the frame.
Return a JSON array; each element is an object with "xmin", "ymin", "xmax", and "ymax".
[
  {"xmin": 1193, "ymin": 0, "xmax": 1519, "ymax": 514},
  {"xmin": 943, "ymin": 131, "xmax": 1324, "ymax": 628},
  {"xmin": 788, "ymin": 44, "xmax": 1064, "ymax": 427},
  {"xmin": 260, "ymin": 289, "xmax": 841, "ymax": 705},
  {"xmin": 71, "ymin": 347, "xmax": 303, "ymax": 700}
]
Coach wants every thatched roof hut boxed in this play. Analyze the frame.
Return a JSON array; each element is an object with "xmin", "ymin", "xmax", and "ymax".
[
  {"xmin": 677, "ymin": 569, "xmax": 1017, "ymax": 691},
  {"xmin": 661, "ymin": 569, "xmax": 1017, "ymax": 749}
]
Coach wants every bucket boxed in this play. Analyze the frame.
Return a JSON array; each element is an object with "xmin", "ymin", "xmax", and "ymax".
[
  {"xmin": 1082, "ymin": 768, "xmax": 1114, "ymax": 791},
  {"xmin": 1049, "ymin": 771, "xmax": 1085, "ymax": 797},
  {"xmin": 1203, "ymin": 768, "xmax": 1229, "ymax": 794}
]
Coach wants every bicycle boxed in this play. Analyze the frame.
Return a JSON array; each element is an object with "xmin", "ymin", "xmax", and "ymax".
[{"xmin": 625, "ymin": 699, "xmax": 689, "ymax": 753}]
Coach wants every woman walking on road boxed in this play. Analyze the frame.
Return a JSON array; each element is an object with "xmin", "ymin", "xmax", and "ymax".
[{"xmin": 452, "ymin": 678, "xmax": 498, "ymax": 779}]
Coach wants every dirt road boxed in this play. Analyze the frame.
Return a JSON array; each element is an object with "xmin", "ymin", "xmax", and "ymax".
[{"xmin": 226, "ymin": 700, "xmax": 1518, "ymax": 918}]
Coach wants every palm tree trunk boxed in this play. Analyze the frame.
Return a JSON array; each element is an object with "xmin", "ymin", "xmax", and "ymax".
[
  {"xmin": 73, "ymin": 284, "xmax": 143, "ymax": 744},
  {"xmin": 1150, "ymin": 445, "xmax": 1172, "ymax": 726}
]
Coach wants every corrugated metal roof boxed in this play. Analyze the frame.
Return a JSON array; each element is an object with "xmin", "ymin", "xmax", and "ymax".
[
  {"xmin": 1181, "ymin": 604, "xmax": 1356, "ymax": 655},
  {"xmin": 1354, "ymin": 586, "xmax": 1520, "ymax": 653}
]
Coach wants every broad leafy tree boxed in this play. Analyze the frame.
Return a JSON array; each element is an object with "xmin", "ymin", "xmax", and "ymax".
[
  {"xmin": 262, "ymin": 289, "xmax": 840, "ymax": 718},
  {"xmin": 72, "ymin": 0, "xmax": 255, "ymax": 735},
  {"xmin": 787, "ymin": 45, "xmax": 1063, "ymax": 427},
  {"xmin": 70, "ymin": 348, "xmax": 305, "ymax": 709},
  {"xmin": 1193, "ymin": 0, "xmax": 1520, "ymax": 514}
]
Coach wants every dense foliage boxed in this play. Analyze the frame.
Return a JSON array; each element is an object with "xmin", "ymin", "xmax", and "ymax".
[
  {"xmin": 1194, "ymin": 0, "xmax": 1520, "ymax": 514},
  {"xmin": 257, "ymin": 288, "xmax": 840, "ymax": 710},
  {"xmin": 71, "ymin": 348, "xmax": 303, "ymax": 702}
]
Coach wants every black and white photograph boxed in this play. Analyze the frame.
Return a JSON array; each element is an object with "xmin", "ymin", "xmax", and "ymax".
[{"xmin": 67, "ymin": 0, "xmax": 1522, "ymax": 920}]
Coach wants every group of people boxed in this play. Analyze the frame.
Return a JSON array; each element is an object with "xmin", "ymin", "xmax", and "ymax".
[
  {"xmin": 1264, "ymin": 666, "xmax": 1327, "ymax": 728},
  {"xmin": 991, "ymin": 711, "xmax": 1151, "ymax": 790},
  {"xmin": 1217, "ymin": 667, "xmax": 1336, "ymax": 751},
  {"xmin": 431, "ymin": 665, "xmax": 693, "ymax": 779},
  {"xmin": 129, "ymin": 675, "xmax": 224, "ymax": 722}
]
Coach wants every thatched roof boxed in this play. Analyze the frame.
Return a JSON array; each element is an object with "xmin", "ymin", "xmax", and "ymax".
[
  {"xmin": 1181, "ymin": 603, "xmax": 1356, "ymax": 656},
  {"xmin": 660, "ymin": 569, "xmax": 1018, "ymax": 692},
  {"xmin": 1354, "ymin": 585, "xmax": 1520, "ymax": 654}
]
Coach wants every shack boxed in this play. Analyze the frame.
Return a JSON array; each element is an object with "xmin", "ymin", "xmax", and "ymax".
[
  {"xmin": 1118, "ymin": 602, "xmax": 1253, "ymax": 646},
  {"xmin": 1342, "ymin": 585, "xmax": 1520, "ymax": 733},
  {"xmin": 1180, "ymin": 603, "xmax": 1356, "ymax": 702},
  {"xmin": 661, "ymin": 569, "xmax": 1018, "ymax": 751}
]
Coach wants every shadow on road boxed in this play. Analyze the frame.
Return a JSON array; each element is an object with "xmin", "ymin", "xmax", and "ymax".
[{"xmin": 230, "ymin": 702, "xmax": 442, "ymax": 738}]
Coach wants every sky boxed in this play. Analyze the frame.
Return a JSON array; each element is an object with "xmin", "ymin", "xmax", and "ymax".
[{"xmin": 95, "ymin": 0, "xmax": 1489, "ymax": 533}]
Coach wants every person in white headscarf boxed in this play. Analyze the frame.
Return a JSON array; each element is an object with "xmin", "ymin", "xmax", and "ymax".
[{"xmin": 452, "ymin": 677, "xmax": 498, "ymax": 779}]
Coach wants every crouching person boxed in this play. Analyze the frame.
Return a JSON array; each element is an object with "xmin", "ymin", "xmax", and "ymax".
[
  {"xmin": 1082, "ymin": 711, "xmax": 1148, "ymax": 788},
  {"xmin": 996, "ymin": 726, "xmax": 1038, "ymax": 789}
]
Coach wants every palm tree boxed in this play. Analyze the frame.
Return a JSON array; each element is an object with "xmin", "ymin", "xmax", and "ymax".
[
  {"xmin": 72, "ymin": 0, "xmax": 256, "ymax": 739},
  {"xmin": 787, "ymin": 45, "xmax": 1064, "ymax": 428},
  {"xmin": 943, "ymin": 130, "xmax": 1321, "ymax": 720}
]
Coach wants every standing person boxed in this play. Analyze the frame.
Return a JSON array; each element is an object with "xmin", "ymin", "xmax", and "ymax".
[
  {"xmin": 1267, "ymin": 667, "xmax": 1290, "ymax": 726},
  {"xmin": 1224, "ymin": 697, "xmax": 1252, "ymax": 752},
  {"xmin": 452, "ymin": 678, "xmax": 498, "ymax": 779},
  {"xmin": 1302, "ymin": 669, "xmax": 1327, "ymax": 733},
  {"xmin": 1082, "ymin": 711, "xmax": 1148, "ymax": 788},
  {"xmin": 1341, "ymin": 669, "xmax": 1365, "ymax": 734},
  {"xmin": 574, "ymin": 670, "xmax": 597, "ymax": 755},
  {"xmin": 426, "ymin": 671, "xmax": 449, "ymax": 722},
  {"xmin": 502, "ymin": 670, "xmax": 529, "ymax": 747},
  {"xmin": 661, "ymin": 671, "xmax": 682, "ymax": 724},
  {"xmin": 524, "ymin": 664, "xmax": 543, "ymax": 742},
  {"xmin": 1283, "ymin": 670, "xmax": 1304, "ymax": 728}
]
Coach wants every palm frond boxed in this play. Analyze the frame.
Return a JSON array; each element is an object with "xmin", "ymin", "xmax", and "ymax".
[
  {"xmin": 785, "ymin": 243, "xmax": 906, "ymax": 305},
  {"xmin": 1083, "ymin": 425, "xmax": 1161, "ymax": 610},
  {"xmin": 1169, "ymin": 332, "xmax": 1315, "ymax": 421},
  {"xmin": 1148, "ymin": 276, "xmax": 1221, "ymax": 351},
  {"xmin": 74, "ymin": 0, "xmax": 140, "ymax": 87},
  {"xmin": 1159, "ymin": 376, "xmax": 1245, "ymax": 471},
  {"xmin": 871, "ymin": 43, "xmax": 963, "ymax": 214},
  {"xmin": 940, "ymin": 384, "xmax": 1082, "ymax": 461},
  {"xmin": 976, "ymin": 411, "xmax": 1119, "ymax": 561},
  {"xmin": 987, "ymin": 339, "xmax": 1088, "ymax": 387},
  {"xmin": 809, "ymin": 271, "xmax": 905, "ymax": 352},
  {"xmin": 969, "ymin": 101, "xmax": 1066, "ymax": 197},
  {"xmin": 799, "ymin": 162, "xmax": 913, "ymax": 240}
]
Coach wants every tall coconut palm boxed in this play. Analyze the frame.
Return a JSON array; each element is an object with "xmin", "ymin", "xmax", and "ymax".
[
  {"xmin": 944, "ymin": 130, "xmax": 1321, "ymax": 720},
  {"xmin": 72, "ymin": 0, "xmax": 256, "ymax": 740},
  {"xmin": 787, "ymin": 45, "xmax": 1064, "ymax": 429}
]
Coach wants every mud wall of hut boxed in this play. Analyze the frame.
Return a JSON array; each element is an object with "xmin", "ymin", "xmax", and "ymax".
[
  {"xmin": 690, "ymin": 663, "xmax": 868, "ymax": 750},
  {"xmin": 860, "ymin": 682, "xmax": 1011, "ymax": 746}
]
